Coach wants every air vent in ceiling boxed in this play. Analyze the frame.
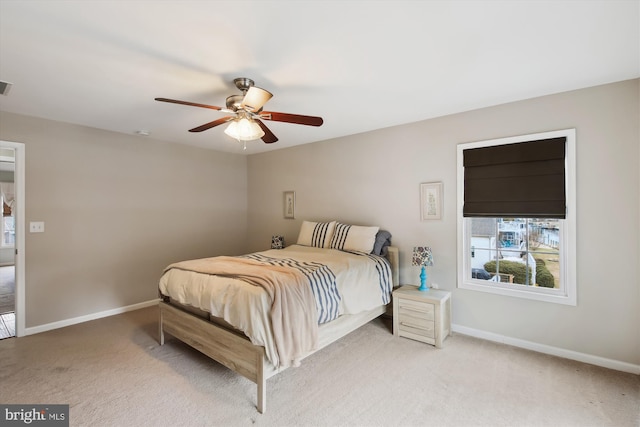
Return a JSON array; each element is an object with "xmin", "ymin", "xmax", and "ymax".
[{"xmin": 0, "ymin": 81, "xmax": 13, "ymax": 96}]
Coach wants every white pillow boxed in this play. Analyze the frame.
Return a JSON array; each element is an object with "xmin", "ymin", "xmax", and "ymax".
[
  {"xmin": 330, "ymin": 223, "xmax": 380, "ymax": 253},
  {"xmin": 296, "ymin": 221, "xmax": 337, "ymax": 248}
]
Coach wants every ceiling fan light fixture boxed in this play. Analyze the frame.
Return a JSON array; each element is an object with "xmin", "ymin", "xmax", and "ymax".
[
  {"xmin": 241, "ymin": 86, "xmax": 273, "ymax": 112},
  {"xmin": 224, "ymin": 117, "xmax": 265, "ymax": 141}
]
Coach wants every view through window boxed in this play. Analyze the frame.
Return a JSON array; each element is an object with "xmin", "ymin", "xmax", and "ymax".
[
  {"xmin": 2, "ymin": 212, "xmax": 14, "ymax": 247},
  {"xmin": 469, "ymin": 218, "xmax": 560, "ymax": 288}
]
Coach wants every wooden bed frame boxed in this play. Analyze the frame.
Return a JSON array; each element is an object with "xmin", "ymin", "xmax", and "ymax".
[{"xmin": 158, "ymin": 246, "xmax": 399, "ymax": 414}]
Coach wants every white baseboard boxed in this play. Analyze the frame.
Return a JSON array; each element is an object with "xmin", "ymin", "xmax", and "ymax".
[
  {"xmin": 452, "ymin": 324, "xmax": 640, "ymax": 375},
  {"xmin": 25, "ymin": 299, "xmax": 160, "ymax": 336}
]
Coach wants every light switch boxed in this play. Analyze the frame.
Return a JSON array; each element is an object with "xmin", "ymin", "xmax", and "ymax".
[{"xmin": 29, "ymin": 221, "xmax": 45, "ymax": 233}]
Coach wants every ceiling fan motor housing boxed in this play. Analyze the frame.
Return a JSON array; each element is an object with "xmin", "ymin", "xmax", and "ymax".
[{"xmin": 226, "ymin": 95, "xmax": 244, "ymax": 111}]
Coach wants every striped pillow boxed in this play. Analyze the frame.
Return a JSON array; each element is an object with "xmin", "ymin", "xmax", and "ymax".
[
  {"xmin": 330, "ymin": 223, "xmax": 380, "ymax": 253},
  {"xmin": 296, "ymin": 221, "xmax": 337, "ymax": 248}
]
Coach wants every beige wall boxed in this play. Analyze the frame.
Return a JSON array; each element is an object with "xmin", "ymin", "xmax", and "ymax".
[
  {"xmin": 0, "ymin": 79, "xmax": 637, "ymax": 367},
  {"xmin": 247, "ymin": 79, "xmax": 640, "ymax": 366},
  {"xmin": 0, "ymin": 112, "xmax": 248, "ymax": 327}
]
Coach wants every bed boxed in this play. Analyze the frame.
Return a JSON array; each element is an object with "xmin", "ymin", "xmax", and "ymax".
[{"xmin": 158, "ymin": 221, "xmax": 399, "ymax": 413}]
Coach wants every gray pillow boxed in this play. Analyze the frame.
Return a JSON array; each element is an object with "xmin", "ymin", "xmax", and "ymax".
[{"xmin": 372, "ymin": 230, "xmax": 392, "ymax": 256}]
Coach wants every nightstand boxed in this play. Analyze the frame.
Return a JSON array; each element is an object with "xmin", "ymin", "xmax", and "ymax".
[{"xmin": 393, "ymin": 286, "xmax": 452, "ymax": 348}]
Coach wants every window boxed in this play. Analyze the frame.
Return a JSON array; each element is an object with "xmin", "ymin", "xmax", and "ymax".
[
  {"xmin": 1, "ymin": 197, "xmax": 14, "ymax": 247},
  {"xmin": 2, "ymin": 216, "xmax": 14, "ymax": 246},
  {"xmin": 457, "ymin": 129, "xmax": 576, "ymax": 305}
]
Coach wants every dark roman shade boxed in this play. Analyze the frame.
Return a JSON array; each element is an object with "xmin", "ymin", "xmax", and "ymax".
[{"xmin": 463, "ymin": 137, "xmax": 566, "ymax": 219}]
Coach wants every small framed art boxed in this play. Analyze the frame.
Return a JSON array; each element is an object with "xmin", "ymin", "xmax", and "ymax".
[
  {"xmin": 284, "ymin": 191, "xmax": 295, "ymax": 219},
  {"xmin": 420, "ymin": 182, "xmax": 443, "ymax": 220}
]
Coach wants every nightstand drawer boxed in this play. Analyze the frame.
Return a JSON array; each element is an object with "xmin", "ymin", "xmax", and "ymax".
[
  {"xmin": 398, "ymin": 309, "xmax": 433, "ymax": 330},
  {"xmin": 398, "ymin": 319, "xmax": 435, "ymax": 339},
  {"xmin": 397, "ymin": 298, "xmax": 435, "ymax": 321}
]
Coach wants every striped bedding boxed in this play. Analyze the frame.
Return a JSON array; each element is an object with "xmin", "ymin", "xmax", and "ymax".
[
  {"xmin": 241, "ymin": 252, "xmax": 341, "ymax": 324},
  {"xmin": 159, "ymin": 244, "xmax": 392, "ymax": 368}
]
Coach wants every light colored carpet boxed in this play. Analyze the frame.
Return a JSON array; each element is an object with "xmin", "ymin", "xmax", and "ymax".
[{"xmin": 0, "ymin": 306, "xmax": 638, "ymax": 426}]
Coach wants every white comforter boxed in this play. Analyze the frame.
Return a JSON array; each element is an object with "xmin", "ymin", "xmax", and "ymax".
[{"xmin": 158, "ymin": 245, "xmax": 392, "ymax": 367}]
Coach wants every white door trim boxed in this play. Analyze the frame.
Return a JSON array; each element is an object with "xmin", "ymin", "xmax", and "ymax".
[{"xmin": 0, "ymin": 140, "xmax": 25, "ymax": 337}]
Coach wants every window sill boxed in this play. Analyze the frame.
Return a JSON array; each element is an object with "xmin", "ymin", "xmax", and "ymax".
[{"xmin": 458, "ymin": 280, "xmax": 576, "ymax": 306}]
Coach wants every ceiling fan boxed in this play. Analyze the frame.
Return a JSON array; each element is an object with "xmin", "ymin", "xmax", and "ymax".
[{"xmin": 155, "ymin": 77, "xmax": 323, "ymax": 145}]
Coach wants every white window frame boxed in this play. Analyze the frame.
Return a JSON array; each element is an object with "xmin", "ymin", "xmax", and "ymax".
[{"xmin": 456, "ymin": 129, "xmax": 577, "ymax": 306}]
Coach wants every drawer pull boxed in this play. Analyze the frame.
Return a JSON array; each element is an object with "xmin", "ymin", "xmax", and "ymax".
[
  {"xmin": 399, "ymin": 304, "xmax": 430, "ymax": 314},
  {"xmin": 400, "ymin": 321, "xmax": 432, "ymax": 331}
]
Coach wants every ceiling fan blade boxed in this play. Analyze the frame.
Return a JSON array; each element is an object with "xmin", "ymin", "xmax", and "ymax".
[
  {"xmin": 189, "ymin": 116, "xmax": 234, "ymax": 132},
  {"xmin": 155, "ymin": 98, "xmax": 222, "ymax": 111},
  {"xmin": 260, "ymin": 111, "xmax": 323, "ymax": 127},
  {"xmin": 255, "ymin": 120, "xmax": 278, "ymax": 143}
]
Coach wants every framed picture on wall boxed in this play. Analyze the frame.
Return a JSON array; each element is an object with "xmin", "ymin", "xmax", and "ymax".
[
  {"xmin": 420, "ymin": 182, "xmax": 443, "ymax": 220},
  {"xmin": 284, "ymin": 191, "xmax": 295, "ymax": 219}
]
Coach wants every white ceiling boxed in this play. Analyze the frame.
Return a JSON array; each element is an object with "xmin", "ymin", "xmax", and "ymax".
[{"xmin": 1, "ymin": 1, "xmax": 638, "ymax": 154}]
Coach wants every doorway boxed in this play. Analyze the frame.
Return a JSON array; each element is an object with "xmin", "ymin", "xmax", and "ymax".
[{"xmin": 0, "ymin": 141, "xmax": 24, "ymax": 338}]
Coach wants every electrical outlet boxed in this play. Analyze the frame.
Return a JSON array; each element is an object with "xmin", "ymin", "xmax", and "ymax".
[
  {"xmin": 29, "ymin": 221, "xmax": 45, "ymax": 233},
  {"xmin": 432, "ymin": 283, "xmax": 439, "ymax": 289}
]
